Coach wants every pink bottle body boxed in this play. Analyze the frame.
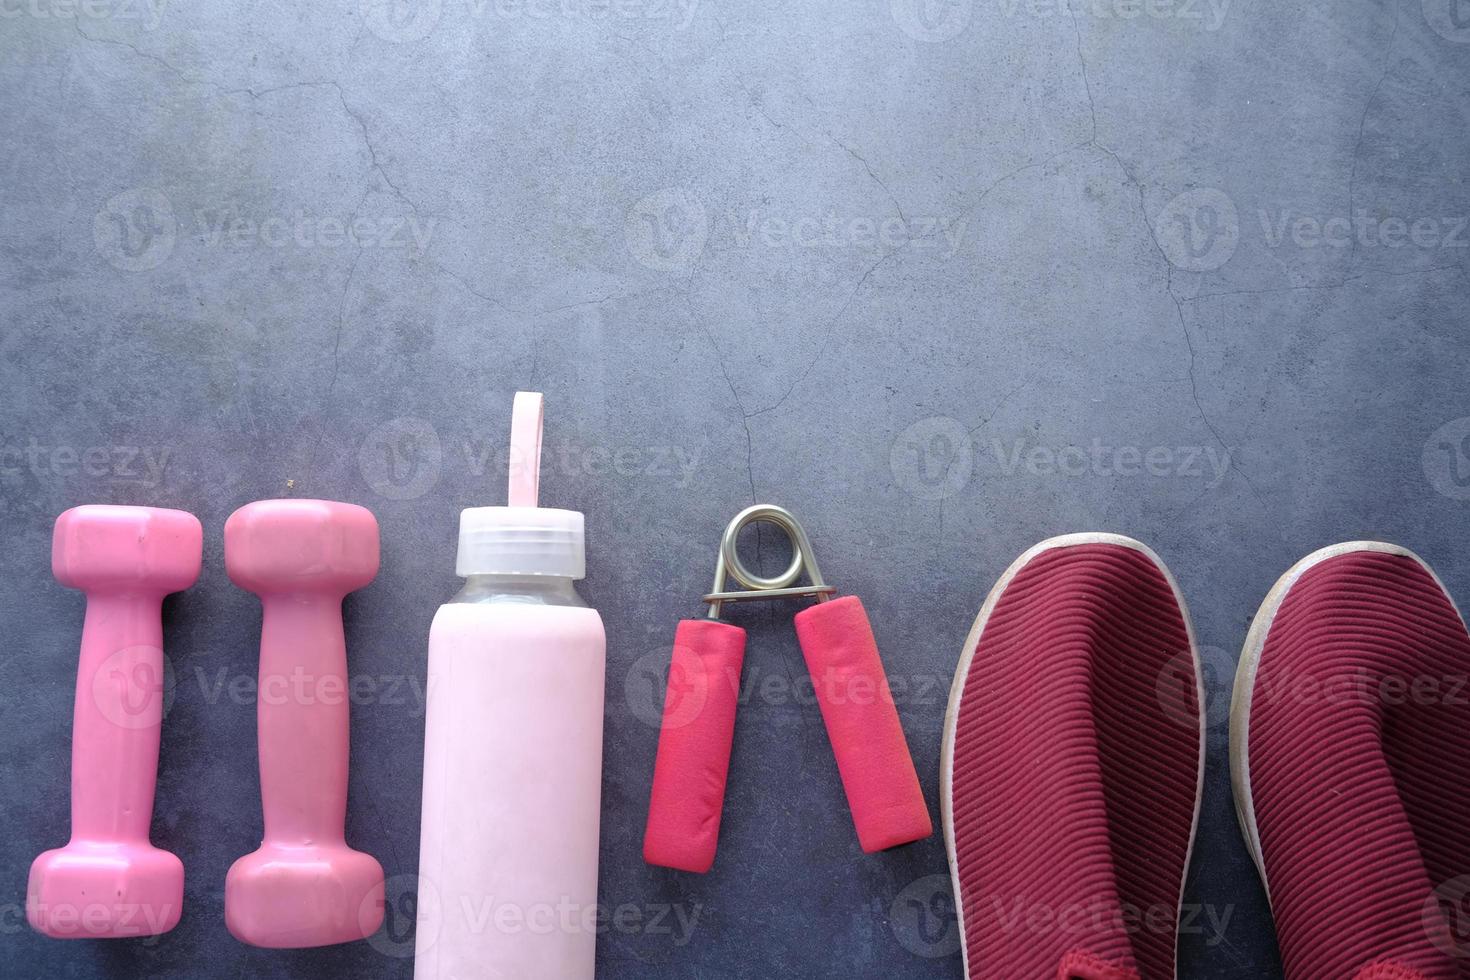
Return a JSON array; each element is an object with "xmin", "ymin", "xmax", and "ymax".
[{"xmin": 415, "ymin": 583, "xmax": 606, "ymax": 979}]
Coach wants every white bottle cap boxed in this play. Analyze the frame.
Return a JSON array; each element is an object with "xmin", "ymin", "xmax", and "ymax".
[
  {"xmin": 454, "ymin": 393, "xmax": 587, "ymax": 579},
  {"xmin": 455, "ymin": 505, "xmax": 585, "ymax": 578}
]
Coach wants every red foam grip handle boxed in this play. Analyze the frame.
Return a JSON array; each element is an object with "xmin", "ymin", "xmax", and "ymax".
[
  {"xmin": 643, "ymin": 619, "xmax": 747, "ymax": 873},
  {"xmin": 793, "ymin": 595, "xmax": 933, "ymax": 852}
]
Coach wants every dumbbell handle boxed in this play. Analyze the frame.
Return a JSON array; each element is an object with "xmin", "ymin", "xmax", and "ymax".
[
  {"xmin": 255, "ymin": 592, "xmax": 350, "ymax": 843},
  {"xmin": 71, "ymin": 591, "xmax": 167, "ymax": 842}
]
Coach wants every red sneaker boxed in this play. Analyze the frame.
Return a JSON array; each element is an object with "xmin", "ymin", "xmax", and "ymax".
[
  {"xmin": 1231, "ymin": 542, "xmax": 1470, "ymax": 980},
  {"xmin": 941, "ymin": 534, "xmax": 1205, "ymax": 979}
]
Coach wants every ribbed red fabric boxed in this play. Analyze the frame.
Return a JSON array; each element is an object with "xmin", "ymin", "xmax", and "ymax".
[
  {"xmin": 950, "ymin": 543, "xmax": 1200, "ymax": 979},
  {"xmin": 1355, "ymin": 965, "xmax": 1435, "ymax": 980},
  {"xmin": 1058, "ymin": 948, "xmax": 1143, "ymax": 979},
  {"xmin": 1244, "ymin": 550, "xmax": 1470, "ymax": 979}
]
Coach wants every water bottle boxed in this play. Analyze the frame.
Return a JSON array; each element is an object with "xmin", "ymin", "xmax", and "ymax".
[{"xmin": 414, "ymin": 393, "xmax": 606, "ymax": 979}]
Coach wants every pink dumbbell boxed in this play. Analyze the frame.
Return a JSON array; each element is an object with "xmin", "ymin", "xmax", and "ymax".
[
  {"xmin": 223, "ymin": 498, "xmax": 384, "ymax": 948},
  {"xmin": 28, "ymin": 505, "xmax": 202, "ymax": 939}
]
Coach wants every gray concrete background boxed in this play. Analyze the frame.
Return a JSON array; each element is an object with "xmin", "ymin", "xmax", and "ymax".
[{"xmin": 2, "ymin": 0, "xmax": 1468, "ymax": 975}]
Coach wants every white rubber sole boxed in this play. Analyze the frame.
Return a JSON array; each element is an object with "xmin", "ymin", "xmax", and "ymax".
[
  {"xmin": 1227, "ymin": 539, "xmax": 1460, "ymax": 913},
  {"xmin": 939, "ymin": 532, "xmax": 1206, "ymax": 980}
]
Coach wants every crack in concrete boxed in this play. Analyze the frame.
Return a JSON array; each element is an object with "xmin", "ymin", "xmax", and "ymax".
[
  {"xmin": 697, "ymin": 318, "xmax": 758, "ymax": 503},
  {"xmin": 728, "ymin": 72, "xmax": 909, "ymax": 228},
  {"xmin": 1063, "ymin": 1, "xmax": 1264, "ymax": 506},
  {"xmin": 71, "ymin": 22, "xmax": 426, "ymax": 223},
  {"xmin": 826, "ymin": 132, "xmax": 908, "ymax": 225},
  {"xmin": 436, "ymin": 263, "xmax": 665, "ymax": 320},
  {"xmin": 1185, "ymin": 264, "xmax": 1466, "ymax": 302},
  {"xmin": 968, "ymin": 380, "xmax": 1031, "ymax": 436},
  {"xmin": 1346, "ymin": 4, "xmax": 1401, "ymax": 269},
  {"xmin": 303, "ymin": 186, "xmax": 371, "ymax": 489}
]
